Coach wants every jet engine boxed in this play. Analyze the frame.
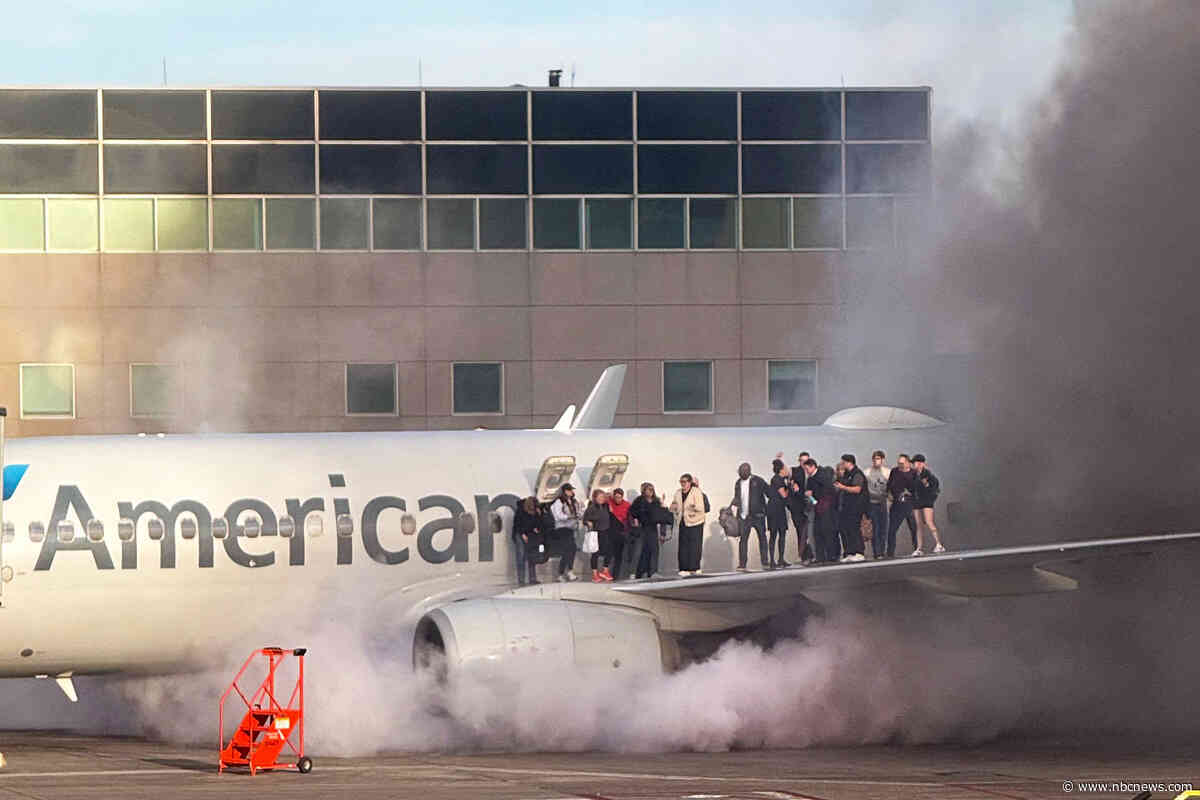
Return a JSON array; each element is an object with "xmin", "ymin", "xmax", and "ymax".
[{"xmin": 413, "ymin": 597, "xmax": 674, "ymax": 676}]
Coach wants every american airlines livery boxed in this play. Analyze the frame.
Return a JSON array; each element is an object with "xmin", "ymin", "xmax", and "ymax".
[{"xmin": 0, "ymin": 365, "xmax": 1196, "ymax": 703}]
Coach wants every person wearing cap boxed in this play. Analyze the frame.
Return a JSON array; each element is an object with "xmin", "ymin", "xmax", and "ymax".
[
  {"xmin": 910, "ymin": 455, "xmax": 946, "ymax": 555},
  {"xmin": 832, "ymin": 453, "xmax": 868, "ymax": 563},
  {"xmin": 549, "ymin": 483, "xmax": 581, "ymax": 580}
]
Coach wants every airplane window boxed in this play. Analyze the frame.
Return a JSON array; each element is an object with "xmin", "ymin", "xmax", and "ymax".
[
  {"xmin": 86, "ymin": 519, "xmax": 104, "ymax": 542},
  {"xmin": 242, "ymin": 516, "xmax": 261, "ymax": 538},
  {"xmin": 278, "ymin": 515, "xmax": 295, "ymax": 539},
  {"xmin": 1, "ymin": 521, "xmax": 13, "ymax": 543},
  {"xmin": 304, "ymin": 514, "xmax": 323, "ymax": 538},
  {"xmin": 118, "ymin": 519, "xmax": 135, "ymax": 542},
  {"xmin": 400, "ymin": 513, "xmax": 417, "ymax": 535},
  {"xmin": 489, "ymin": 511, "xmax": 503, "ymax": 534},
  {"xmin": 28, "ymin": 521, "xmax": 45, "ymax": 543},
  {"xmin": 212, "ymin": 518, "xmax": 228, "ymax": 539},
  {"xmin": 180, "ymin": 518, "xmax": 197, "ymax": 540},
  {"xmin": 57, "ymin": 520, "xmax": 75, "ymax": 543},
  {"xmin": 335, "ymin": 513, "xmax": 353, "ymax": 538},
  {"xmin": 147, "ymin": 519, "xmax": 164, "ymax": 541},
  {"xmin": 457, "ymin": 512, "xmax": 476, "ymax": 535}
]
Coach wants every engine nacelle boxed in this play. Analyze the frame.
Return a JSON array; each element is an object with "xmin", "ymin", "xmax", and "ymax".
[{"xmin": 414, "ymin": 597, "xmax": 670, "ymax": 675}]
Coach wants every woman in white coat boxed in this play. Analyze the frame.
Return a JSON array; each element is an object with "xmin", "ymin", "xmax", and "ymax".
[{"xmin": 671, "ymin": 473, "xmax": 706, "ymax": 576}]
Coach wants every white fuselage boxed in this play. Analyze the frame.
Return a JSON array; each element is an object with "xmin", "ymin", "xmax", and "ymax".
[{"xmin": 0, "ymin": 425, "xmax": 962, "ymax": 678}]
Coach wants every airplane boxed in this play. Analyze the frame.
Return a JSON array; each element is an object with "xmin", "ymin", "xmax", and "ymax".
[{"xmin": 0, "ymin": 364, "xmax": 1197, "ymax": 703}]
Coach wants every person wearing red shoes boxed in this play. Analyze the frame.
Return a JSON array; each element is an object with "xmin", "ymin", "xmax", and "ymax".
[
  {"xmin": 583, "ymin": 489, "xmax": 615, "ymax": 582},
  {"xmin": 607, "ymin": 487, "xmax": 632, "ymax": 580}
]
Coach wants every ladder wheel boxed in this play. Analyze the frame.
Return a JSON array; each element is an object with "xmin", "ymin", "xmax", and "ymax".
[{"xmin": 297, "ymin": 756, "xmax": 313, "ymax": 774}]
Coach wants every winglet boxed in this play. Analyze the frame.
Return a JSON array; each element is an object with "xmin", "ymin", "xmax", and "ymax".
[
  {"xmin": 552, "ymin": 404, "xmax": 576, "ymax": 433},
  {"xmin": 571, "ymin": 364, "xmax": 627, "ymax": 431}
]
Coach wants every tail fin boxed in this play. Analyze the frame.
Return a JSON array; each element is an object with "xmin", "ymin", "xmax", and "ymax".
[{"xmin": 569, "ymin": 364, "xmax": 627, "ymax": 431}]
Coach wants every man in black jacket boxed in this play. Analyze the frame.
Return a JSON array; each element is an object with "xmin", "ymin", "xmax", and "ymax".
[
  {"xmin": 787, "ymin": 451, "xmax": 814, "ymax": 564},
  {"xmin": 802, "ymin": 459, "xmax": 838, "ymax": 563},
  {"xmin": 833, "ymin": 454, "xmax": 868, "ymax": 563},
  {"xmin": 729, "ymin": 462, "xmax": 771, "ymax": 571}
]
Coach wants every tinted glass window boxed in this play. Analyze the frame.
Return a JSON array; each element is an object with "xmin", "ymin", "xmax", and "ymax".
[
  {"xmin": 663, "ymin": 361, "xmax": 712, "ymax": 412},
  {"xmin": 0, "ymin": 90, "xmax": 96, "ymax": 138},
  {"xmin": 213, "ymin": 198, "xmax": 263, "ymax": 250},
  {"xmin": 103, "ymin": 91, "xmax": 206, "ymax": 139},
  {"xmin": 637, "ymin": 198, "xmax": 684, "ymax": 249},
  {"xmin": 794, "ymin": 197, "xmax": 843, "ymax": 248},
  {"xmin": 373, "ymin": 198, "xmax": 422, "ymax": 249},
  {"xmin": 319, "ymin": 144, "xmax": 421, "ymax": 194},
  {"xmin": 347, "ymin": 363, "xmax": 397, "ymax": 414},
  {"xmin": 425, "ymin": 91, "xmax": 526, "ymax": 141},
  {"xmin": 426, "ymin": 145, "xmax": 527, "ymax": 194},
  {"xmin": 741, "ymin": 91, "xmax": 840, "ymax": 140},
  {"xmin": 131, "ymin": 364, "xmax": 180, "ymax": 417},
  {"xmin": 157, "ymin": 198, "xmax": 208, "ymax": 251},
  {"xmin": 689, "ymin": 198, "xmax": 735, "ymax": 249},
  {"xmin": 638, "ymin": 145, "xmax": 736, "ymax": 194},
  {"xmin": 845, "ymin": 196, "xmax": 893, "ymax": 249},
  {"xmin": 211, "ymin": 90, "xmax": 314, "ymax": 140},
  {"xmin": 103, "ymin": 199, "xmax": 154, "ymax": 251},
  {"xmin": 212, "ymin": 144, "xmax": 314, "ymax": 194},
  {"xmin": 320, "ymin": 198, "xmax": 369, "ymax": 250},
  {"xmin": 46, "ymin": 199, "xmax": 98, "ymax": 251},
  {"xmin": 20, "ymin": 364, "xmax": 74, "ymax": 417},
  {"xmin": 319, "ymin": 90, "xmax": 420, "ymax": 140},
  {"xmin": 533, "ymin": 144, "xmax": 632, "ymax": 194},
  {"xmin": 768, "ymin": 360, "xmax": 816, "ymax": 410},
  {"xmin": 742, "ymin": 197, "xmax": 789, "ymax": 248},
  {"xmin": 532, "ymin": 91, "xmax": 632, "ymax": 140},
  {"xmin": 742, "ymin": 144, "xmax": 841, "ymax": 194},
  {"xmin": 0, "ymin": 144, "xmax": 97, "ymax": 193},
  {"xmin": 103, "ymin": 144, "xmax": 207, "ymax": 194},
  {"xmin": 637, "ymin": 92, "xmax": 736, "ymax": 140},
  {"xmin": 533, "ymin": 198, "xmax": 580, "ymax": 249},
  {"xmin": 846, "ymin": 143, "xmax": 931, "ymax": 194},
  {"xmin": 479, "ymin": 198, "xmax": 527, "ymax": 249},
  {"xmin": 586, "ymin": 198, "xmax": 631, "ymax": 249},
  {"xmin": 453, "ymin": 363, "xmax": 503, "ymax": 414},
  {"xmin": 845, "ymin": 90, "xmax": 929, "ymax": 140},
  {"xmin": 427, "ymin": 198, "xmax": 475, "ymax": 249},
  {"xmin": 0, "ymin": 199, "xmax": 44, "ymax": 251},
  {"xmin": 266, "ymin": 198, "xmax": 314, "ymax": 249}
]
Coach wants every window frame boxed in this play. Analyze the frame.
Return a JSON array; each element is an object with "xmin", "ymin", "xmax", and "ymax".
[
  {"xmin": 129, "ymin": 362, "xmax": 181, "ymax": 419},
  {"xmin": 19, "ymin": 362, "xmax": 76, "ymax": 420},
  {"xmin": 344, "ymin": 361, "xmax": 399, "ymax": 417},
  {"xmin": 451, "ymin": 361, "xmax": 506, "ymax": 417},
  {"xmin": 661, "ymin": 360, "xmax": 714, "ymax": 415},
  {"xmin": 765, "ymin": 359, "xmax": 819, "ymax": 412}
]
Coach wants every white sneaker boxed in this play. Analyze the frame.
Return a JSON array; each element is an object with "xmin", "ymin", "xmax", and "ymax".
[
  {"xmin": 566, "ymin": 570, "xmax": 579, "ymax": 581},
  {"xmin": 679, "ymin": 570, "xmax": 689, "ymax": 577},
  {"xmin": 556, "ymin": 574, "xmax": 567, "ymax": 582},
  {"xmin": 693, "ymin": 569, "xmax": 702, "ymax": 575},
  {"xmin": 933, "ymin": 544, "xmax": 946, "ymax": 554},
  {"xmin": 848, "ymin": 553, "xmax": 866, "ymax": 563},
  {"xmin": 911, "ymin": 549, "xmax": 924, "ymax": 557}
]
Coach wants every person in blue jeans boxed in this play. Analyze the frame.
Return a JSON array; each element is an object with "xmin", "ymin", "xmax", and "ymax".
[{"xmin": 864, "ymin": 450, "xmax": 891, "ymax": 560}]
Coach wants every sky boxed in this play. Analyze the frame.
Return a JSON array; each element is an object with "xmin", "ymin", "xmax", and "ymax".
[{"xmin": 2, "ymin": 1, "xmax": 1073, "ymax": 135}]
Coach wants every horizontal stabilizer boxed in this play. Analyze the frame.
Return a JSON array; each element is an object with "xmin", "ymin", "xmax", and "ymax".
[
  {"xmin": 552, "ymin": 404, "xmax": 576, "ymax": 433},
  {"xmin": 571, "ymin": 364, "xmax": 626, "ymax": 431}
]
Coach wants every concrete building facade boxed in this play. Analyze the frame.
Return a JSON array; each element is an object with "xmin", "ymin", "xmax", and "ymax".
[{"xmin": 0, "ymin": 86, "xmax": 931, "ymax": 437}]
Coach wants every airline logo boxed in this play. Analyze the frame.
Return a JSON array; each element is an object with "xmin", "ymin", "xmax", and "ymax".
[{"xmin": 3, "ymin": 464, "xmax": 28, "ymax": 501}]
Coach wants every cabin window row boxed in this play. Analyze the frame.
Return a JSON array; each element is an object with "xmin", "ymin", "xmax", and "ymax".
[{"xmin": 0, "ymin": 89, "xmax": 929, "ymax": 143}]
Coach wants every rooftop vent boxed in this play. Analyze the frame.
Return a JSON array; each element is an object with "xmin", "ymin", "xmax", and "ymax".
[{"xmin": 548, "ymin": 69, "xmax": 563, "ymax": 87}]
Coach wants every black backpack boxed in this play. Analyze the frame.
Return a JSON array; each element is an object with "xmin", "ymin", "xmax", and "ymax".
[{"xmin": 702, "ymin": 493, "xmax": 711, "ymax": 513}]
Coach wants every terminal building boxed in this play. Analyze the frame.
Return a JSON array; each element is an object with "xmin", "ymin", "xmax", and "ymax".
[{"xmin": 0, "ymin": 85, "xmax": 931, "ymax": 436}]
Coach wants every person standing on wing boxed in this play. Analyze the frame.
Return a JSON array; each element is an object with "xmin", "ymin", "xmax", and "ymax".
[
  {"xmin": 671, "ymin": 473, "xmax": 706, "ymax": 576},
  {"xmin": 910, "ymin": 454, "xmax": 946, "ymax": 555},
  {"xmin": 833, "ymin": 454, "xmax": 868, "ymax": 563},
  {"xmin": 549, "ymin": 484, "xmax": 581, "ymax": 581},
  {"xmin": 729, "ymin": 462, "xmax": 771, "ymax": 572}
]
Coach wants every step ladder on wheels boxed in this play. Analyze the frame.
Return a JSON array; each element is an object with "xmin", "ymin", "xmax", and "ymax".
[{"xmin": 218, "ymin": 647, "xmax": 312, "ymax": 775}]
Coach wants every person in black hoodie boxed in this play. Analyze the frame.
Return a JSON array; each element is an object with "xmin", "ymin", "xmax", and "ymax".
[
  {"xmin": 833, "ymin": 454, "xmax": 868, "ymax": 562},
  {"xmin": 911, "ymin": 454, "xmax": 946, "ymax": 556},
  {"xmin": 512, "ymin": 496, "xmax": 544, "ymax": 585},
  {"xmin": 766, "ymin": 459, "xmax": 791, "ymax": 568},
  {"xmin": 629, "ymin": 482, "xmax": 668, "ymax": 578},
  {"xmin": 885, "ymin": 453, "xmax": 919, "ymax": 557},
  {"xmin": 729, "ymin": 462, "xmax": 771, "ymax": 571},
  {"xmin": 802, "ymin": 458, "xmax": 838, "ymax": 563}
]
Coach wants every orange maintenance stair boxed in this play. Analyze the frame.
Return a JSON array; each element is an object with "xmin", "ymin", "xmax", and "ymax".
[{"xmin": 219, "ymin": 647, "xmax": 312, "ymax": 775}]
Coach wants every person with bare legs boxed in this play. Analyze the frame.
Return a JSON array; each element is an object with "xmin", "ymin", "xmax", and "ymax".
[{"xmin": 910, "ymin": 454, "xmax": 945, "ymax": 555}]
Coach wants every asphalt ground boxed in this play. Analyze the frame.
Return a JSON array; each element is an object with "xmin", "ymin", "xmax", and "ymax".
[{"xmin": 0, "ymin": 731, "xmax": 1194, "ymax": 799}]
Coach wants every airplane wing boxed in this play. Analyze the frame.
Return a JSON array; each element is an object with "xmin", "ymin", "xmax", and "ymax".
[{"xmin": 612, "ymin": 532, "xmax": 1200, "ymax": 602}]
